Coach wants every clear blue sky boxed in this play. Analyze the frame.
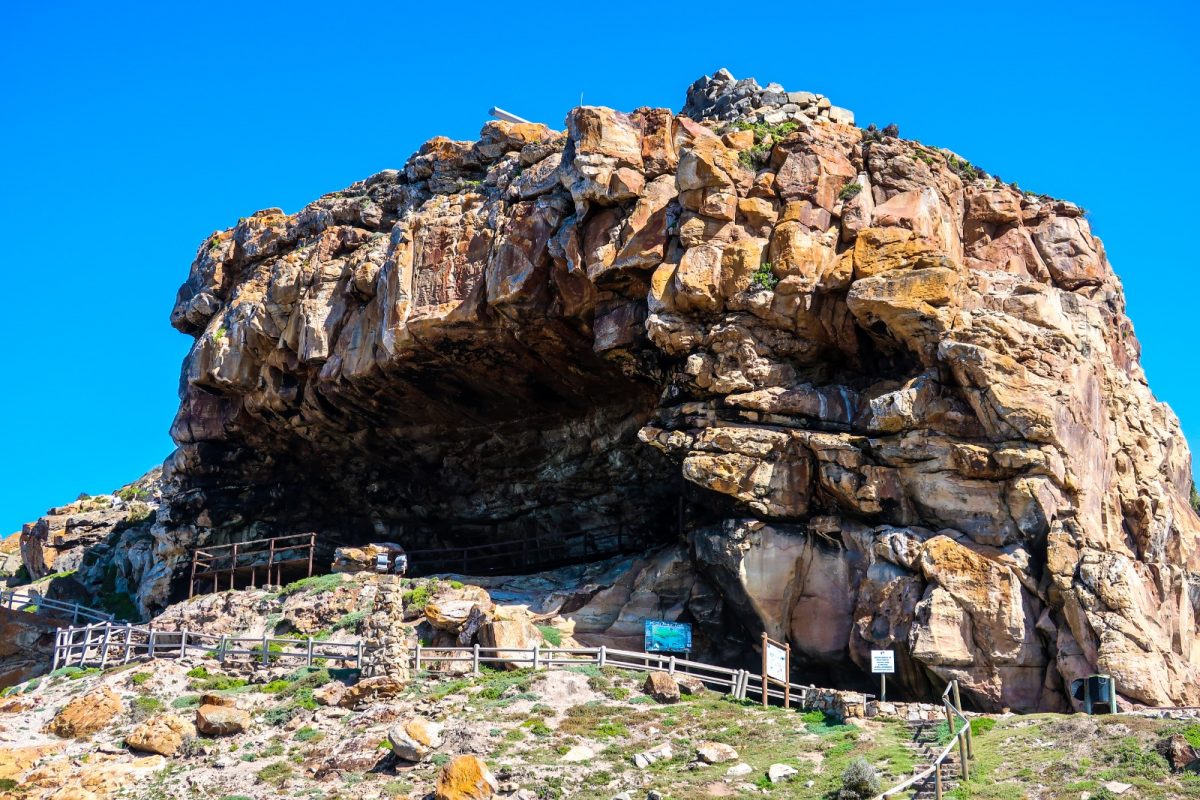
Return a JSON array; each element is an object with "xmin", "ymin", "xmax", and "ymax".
[{"xmin": 1, "ymin": 1, "xmax": 1197, "ymax": 534}]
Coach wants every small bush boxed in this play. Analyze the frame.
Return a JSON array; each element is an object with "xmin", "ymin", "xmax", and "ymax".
[
  {"xmin": 280, "ymin": 573, "xmax": 344, "ymax": 596},
  {"xmin": 294, "ymin": 726, "xmax": 324, "ymax": 743},
  {"xmin": 129, "ymin": 672, "xmax": 153, "ymax": 687},
  {"xmin": 751, "ymin": 262, "xmax": 778, "ymax": 291},
  {"xmin": 838, "ymin": 182, "xmax": 863, "ymax": 202},
  {"xmin": 522, "ymin": 718, "xmax": 552, "ymax": 737},
  {"xmin": 171, "ymin": 695, "xmax": 201, "ymax": 709},
  {"xmin": 131, "ymin": 696, "xmax": 165, "ymax": 721},
  {"xmin": 115, "ymin": 486, "xmax": 149, "ymax": 502},
  {"xmin": 838, "ymin": 756, "xmax": 880, "ymax": 800},
  {"xmin": 332, "ymin": 610, "xmax": 366, "ymax": 632},
  {"xmin": 970, "ymin": 717, "xmax": 997, "ymax": 736},
  {"xmin": 256, "ymin": 761, "xmax": 293, "ymax": 786}
]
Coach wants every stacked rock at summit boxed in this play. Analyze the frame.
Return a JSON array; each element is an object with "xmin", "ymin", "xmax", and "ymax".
[{"xmin": 156, "ymin": 70, "xmax": 1200, "ymax": 711}]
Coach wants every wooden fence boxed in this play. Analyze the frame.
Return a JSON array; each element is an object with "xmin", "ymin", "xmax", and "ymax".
[
  {"xmin": 1, "ymin": 589, "xmax": 115, "ymax": 625},
  {"xmin": 189, "ymin": 533, "xmax": 323, "ymax": 598},
  {"xmin": 52, "ymin": 621, "xmax": 851, "ymax": 708}
]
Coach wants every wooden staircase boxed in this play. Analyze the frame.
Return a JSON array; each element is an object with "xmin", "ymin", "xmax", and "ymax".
[{"xmin": 905, "ymin": 720, "xmax": 961, "ymax": 799}]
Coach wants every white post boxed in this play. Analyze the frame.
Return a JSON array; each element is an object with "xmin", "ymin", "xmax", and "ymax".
[
  {"xmin": 668, "ymin": 655, "xmax": 676, "ymax": 675},
  {"xmin": 180, "ymin": 629, "xmax": 188, "ymax": 659},
  {"xmin": 598, "ymin": 645, "xmax": 606, "ymax": 668},
  {"xmin": 307, "ymin": 637, "xmax": 314, "ymax": 667},
  {"xmin": 122, "ymin": 624, "xmax": 132, "ymax": 664},
  {"xmin": 356, "ymin": 640, "xmax": 364, "ymax": 667},
  {"xmin": 71, "ymin": 604, "xmax": 79, "ymax": 624},
  {"xmin": 219, "ymin": 635, "xmax": 228, "ymax": 664},
  {"xmin": 261, "ymin": 633, "xmax": 269, "ymax": 665},
  {"xmin": 415, "ymin": 644, "xmax": 422, "ymax": 672},
  {"xmin": 472, "ymin": 644, "xmax": 480, "ymax": 676},
  {"xmin": 51, "ymin": 630, "xmax": 61, "ymax": 671},
  {"xmin": 532, "ymin": 644, "xmax": 540, "ymax": 671},
  {"xmin": 148, "ymin": 628, "xmax": 155, "ymax": 660}
]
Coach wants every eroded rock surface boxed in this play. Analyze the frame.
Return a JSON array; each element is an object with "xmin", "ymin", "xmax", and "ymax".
[{"xmin": 128, "ymin": 70, "xmax": 1200, "ymax": 710}]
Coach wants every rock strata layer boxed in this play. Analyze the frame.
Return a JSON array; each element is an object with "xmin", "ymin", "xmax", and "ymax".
[{"xmin": 134, "ymin": 71, "xmax": 1200, "ymax": 710}]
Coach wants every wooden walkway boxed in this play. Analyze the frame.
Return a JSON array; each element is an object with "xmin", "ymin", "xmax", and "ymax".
[
  {"xmin": 189, "ymin": 533, "xmax": 326, "ymax": 598},
  {"xmin": 188, "ymin": 524, "xmax": 648, "ymax": 599}
]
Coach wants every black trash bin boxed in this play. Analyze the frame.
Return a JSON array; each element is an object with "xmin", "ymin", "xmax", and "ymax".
[{"xmin": 1070, "ymin": 674, "xmax": 1117, "ymax": 714}]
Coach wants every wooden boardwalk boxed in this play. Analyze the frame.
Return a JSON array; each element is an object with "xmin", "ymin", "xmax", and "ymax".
[{"xmin": 188, "ymin": 523, "xmax": 649, "ymax": 599}]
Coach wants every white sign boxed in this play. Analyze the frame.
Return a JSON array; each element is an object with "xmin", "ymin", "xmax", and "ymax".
[
  {"xmin": 765, "ymin": 641, "xmax": 788, "ymax": 682},
  {"xmin": 871, "ymin": 650, "xmax": 895, "ymax": 674}
]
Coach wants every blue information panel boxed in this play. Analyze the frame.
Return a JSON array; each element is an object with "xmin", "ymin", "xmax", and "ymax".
[{"xmin": 644, "ymin": 620, "xmax": 692, "ymax": 653}]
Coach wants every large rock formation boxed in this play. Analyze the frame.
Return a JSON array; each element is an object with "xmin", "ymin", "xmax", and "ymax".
[{"xmin": 143, "ymin": 70, "xmax": 1198, "ymax": 710}]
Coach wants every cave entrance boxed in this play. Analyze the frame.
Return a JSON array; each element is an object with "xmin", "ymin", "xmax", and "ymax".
[{"xmin": 176, "ymin": 331, "xmax": 707, "ymax": 598}]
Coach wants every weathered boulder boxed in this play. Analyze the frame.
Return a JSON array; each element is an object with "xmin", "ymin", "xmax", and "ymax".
[
  {"xmin": 388, "ymin": 717, "xmax": 444, "ymax": 762},
  {"xmin": 435, "ymin": 755, "xmax": 498, "ymax": 800},
  {"xmin": 194, "ymin": 704, "xmax": 250, "ymax": 736},
  {"xmin": 643, "ymin": 671, "xmax": 680, "ymax": 704},
  {"xmin": 696, "ymin": 742, "xmax": 739, "ymax": 764},
  {"xmin": 1158, "ymin": 734, "xmax": 1199, "ymax": 772},
  {"xmin": 125, "ymin": 714, "xmax": 196, "ymax": 756},
  {"xmin": 46, "ymin": 687, "xmax": 122, "ymax": 738},
  {"xmin": 339, "ymin": 675, "xmax": 407, "ymax": 709}
]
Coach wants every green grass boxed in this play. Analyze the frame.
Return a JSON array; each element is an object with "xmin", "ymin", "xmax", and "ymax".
[
  {"xmin": 129, "ymin": 671, "xmax": 152, "ymax": 687},
  {"xmin": 279, "ymin": 573, "xmax": 344, "ymax": 596},
  {"xmin": 535, "ymin": 624, "xmax": 562, "ymax": 647},
  {"xmin": 256, "ymin": 761, "xmax": 293, "ymax": 786}
]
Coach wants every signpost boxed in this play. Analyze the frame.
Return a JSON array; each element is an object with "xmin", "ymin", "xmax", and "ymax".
[
  {"xmin": 644, "ymin": 620, "xmax": 692, "ymax": 655},
  {"xmin": 761, "ymin": 633, "xmax": 791, "ymax": 708},
  {"xmin": 871, "ymin": 649, "xmax": 895, "ymax": 701}
]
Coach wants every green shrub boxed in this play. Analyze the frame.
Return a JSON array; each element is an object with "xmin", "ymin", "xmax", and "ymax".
[
  {"xmin": 261, "ymin": 680, "xmax": 291, "ymax": 694},
  {"xmin": 171, "ymin": 695, "xmax": 201, "ymax": 709},
  {"xmin": 256, "ymin": 761, "xmax": 293, "ymax": 786},
  {"xmin": 945, "ymin": 153, "xmax": 983, "ymax": 182},
  {"xmin": 115, "ymin": 486, "xmax": 149, "ymax": 502},
  {"xmin": 186, "ymin": 666, "xmax": 210, "ymax": 679},
  {"xmin": 535, "ymin": 625, "xmax": 562, "ymax": 647},
  {"xmin": 970, "ymin": 717, "xmax": 997, "ymax": 736},
  {"xmin": 751, "ymin": 262, "xmax": 778, "ymax": 291},
  {"xmin": 332, "ymin": 610, "xmax": 366, "ymax": 632},
  {"xmin": 130, "ymin": 672, "xmax": 152, "ymax": 687},
  {"xmin": 131, "ymin": 696, "xmax": 164, "ymax": 721},
  {"xmin": 522, "ymin": 718, "xmax": 552, "ymax": 737},
  {"xmin": 838, "ymin": 182, "xmax": 863, "ymax": 202},
  {"xmin": 280, "ymin": 573, "xmax": 343, "ymax": 596},
  {"xmin": 294, "ymin": 726, "xmax": 323, "ymax": 743},
  {"xmin": 838, "ymin": 756, "xmax": 880, "ymax": 800}
]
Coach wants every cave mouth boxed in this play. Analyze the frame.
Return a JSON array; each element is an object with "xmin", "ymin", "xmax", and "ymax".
[{"xmin": 175, "ymin": 326, "xmax": 712, "ymax": 595}]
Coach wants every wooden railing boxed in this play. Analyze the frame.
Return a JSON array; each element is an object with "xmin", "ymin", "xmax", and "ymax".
[
  {"xmin": 190, "ymin": 533, "xmax": 322, "ymax": 598},
  {"xmin": 1, "ymin": 589, "xmax": 115, "ymax": 625},
  {"xmin": 874, "ymin": 680, "xmax": 974, "ymax": 800},
  {"xmin": 53, "ymin": 621, "xmax": 363, "ymax": 672},
  {"xmin": 52, "ymin": 621, "xmax": 856, "ymax": 712}
]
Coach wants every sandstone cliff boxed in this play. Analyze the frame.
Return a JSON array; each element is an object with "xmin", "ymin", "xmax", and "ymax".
[{"xmin": 150, "ymin": 69, "xmax": 1199, "ymax": 711}]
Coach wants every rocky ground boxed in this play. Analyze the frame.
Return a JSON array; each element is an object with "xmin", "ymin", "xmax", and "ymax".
[{"xmin": 4, "ymin": 575, "xmax": 1200, "ymax": 800}]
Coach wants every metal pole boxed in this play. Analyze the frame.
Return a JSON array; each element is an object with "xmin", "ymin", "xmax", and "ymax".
[{"xmin": 881, "ymin": 673, "xmax": 886, "ymax": 702}]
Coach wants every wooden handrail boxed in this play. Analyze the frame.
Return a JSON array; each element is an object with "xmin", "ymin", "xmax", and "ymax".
[{"xmin": 873, "ymin": 680, "xmax": 973, "ymax": 799}]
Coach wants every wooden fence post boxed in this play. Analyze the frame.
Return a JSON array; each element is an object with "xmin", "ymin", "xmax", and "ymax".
[
  {"xmin": 99, "ymin": 624, "xmax": 112, "ymax": 669},
  {"xmin": 261, "ymin": 633, "xmax": 269, "ymax": 665},
  {"xmin": 472, "ymin": 644, "xmax": 480, "ymax": 676},
  {"xmin": 180, "ymin": 629, "xmax": 188, "ymax": 659},
  {"xmin": 307, "ymin": 637, "xmax": 314, "ymax": 667},
  {"xmin": 598, "ymin": 646, "xmax": 606, "ymax": 668},
  {"xmin": 219, "ymin": 636, "xmax": 228, "ymax": 664},
  {"xmin": 356, "ymin": 640, "xmax": 364, "ymax": 668},
  {"xmin": 532, "ymin": 644, "xmax": 540, "ymax": 671},
  {"xmin": 414, "ymin": 644, "xmax": 422, "ymax": 672},
  {"xmin": 668, "ymin": 655, "xmax": 676, "ymax": 675}
]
